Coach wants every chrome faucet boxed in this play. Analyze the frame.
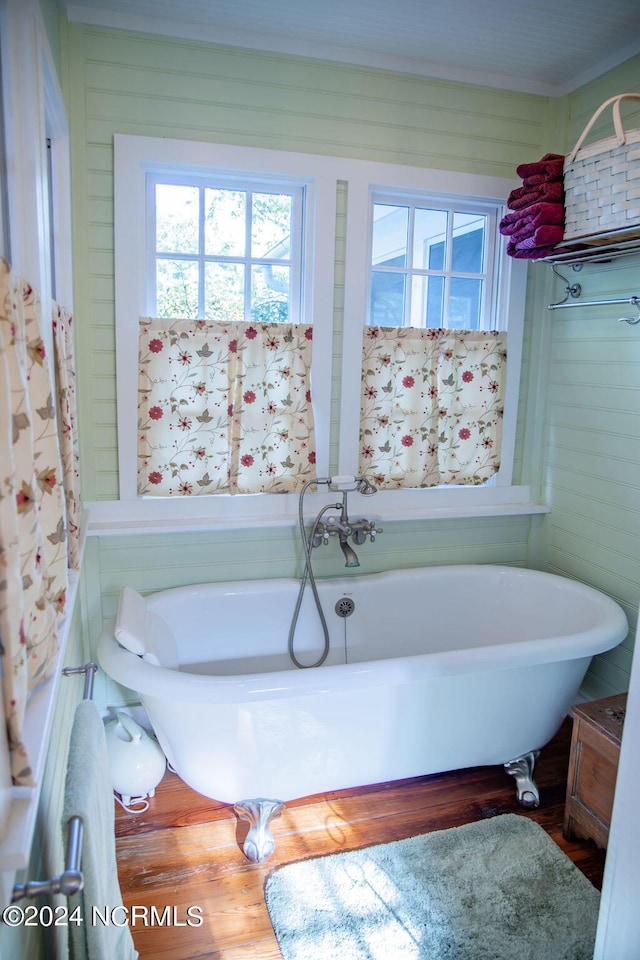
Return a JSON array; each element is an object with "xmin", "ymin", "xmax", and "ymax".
[
  {"xmin": 309, "ymin": 483, "xmax": 382, "ymax": 567},
  {"xmin": 339, "ymin": 536, "xmax": 360, "ymax": 567}
]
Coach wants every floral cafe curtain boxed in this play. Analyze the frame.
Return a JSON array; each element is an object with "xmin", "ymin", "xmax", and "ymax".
[
  {"xmin": 138, "ymin": 318, "xmax": 317, "ymax": 495},
  {"xmin": 0, "ymin": 262, "xmax": 69, "ymax": 785},
  {"xmin": 359, "ymin": 327, "xmax": 507, "ymax": 489}
]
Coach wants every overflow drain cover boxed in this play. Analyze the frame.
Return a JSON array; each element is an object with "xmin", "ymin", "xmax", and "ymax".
[{"xmin": 335, "ymin": 597, "xmax": 355, "ymax": 618}]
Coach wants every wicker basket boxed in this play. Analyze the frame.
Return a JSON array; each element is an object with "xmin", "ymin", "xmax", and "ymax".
[{"xmin": 563, "ymin": 93, "xmax": 640, "ymax": 242}]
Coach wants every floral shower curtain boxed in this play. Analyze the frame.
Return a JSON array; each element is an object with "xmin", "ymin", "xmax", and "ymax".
[
  {"xmin": 359, "ymin": 326, "xmax": 507, "ymax": 488},
  {"xmin": 0, "ymin": 263, "xmax": 69, "ymax": 785},
  {"xmin": 138, "ymin": 317, "xmax": 317, "ymax": 495}
]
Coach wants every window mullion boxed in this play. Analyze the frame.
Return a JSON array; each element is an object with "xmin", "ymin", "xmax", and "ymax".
[
  {"xmin": 443, "ymin": 208, "xmax": 454, "ymax": 328},
  {"xmin": 405, "ymin": 203, "xmax": 415, "ymax": 327},
  {"xmin": 245, "ymin": 191, "xmax": 252, "ymax": 322},
  {"xmin": 147, "ymin": 178, "xmax": 158, "ymax": 316},
  {"xmin": 199, "ymin": 186, "xmax": 205, "ymax": 319},
  {"xmin": 290, "ymin": 187, "xmax": 302, "ymax": 323}
]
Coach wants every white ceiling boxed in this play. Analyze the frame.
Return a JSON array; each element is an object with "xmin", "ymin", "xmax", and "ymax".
[{"xmin": 62, "ymin": 0, "xmax": 640, "ymax": 96}]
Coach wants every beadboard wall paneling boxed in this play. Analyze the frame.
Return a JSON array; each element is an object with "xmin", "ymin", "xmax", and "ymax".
[
  {"xmin": 563, "ymin": 57, "xmax": 640, "ymax": 152},
  {"xmin": 66, "ymin": 21, "xmax": 550, "ymax": 708},
  {"xmin": 68, "ymin": 22, "xmax": 552, "ymax": 502},
  {"xmin": 94, "ymin": 517, "xmax": 531, "ymax": 617},
  {"xmin": 539, "ymin": 124, "xmax": 640, "ymax": 700},
  {"xmin": 67, "ymin": 19, "xmax": 640, "ymax": 703}
]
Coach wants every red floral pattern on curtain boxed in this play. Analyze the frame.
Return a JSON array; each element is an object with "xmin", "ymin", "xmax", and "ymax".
[
  {"xmin": 0, "ymin": 263, "xmax": 68, "ymax": 785},
  {"xmin": 138, "ymin": 318, "xmax": 317, "ymax": 495},
  {"xmin": 359, "ymin": 327, "xmax": 507, "ymax": 488}
]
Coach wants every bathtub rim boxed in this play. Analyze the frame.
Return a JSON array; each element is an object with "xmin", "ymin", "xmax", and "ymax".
[{"xmin": 97, "ymin": 564, "xmax": 628, "ymax": 705}]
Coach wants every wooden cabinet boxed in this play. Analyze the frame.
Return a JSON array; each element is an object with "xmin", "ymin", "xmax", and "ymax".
[{"xmin": 563, "ymin": 693, "xmax": 627, "ymax": 849}]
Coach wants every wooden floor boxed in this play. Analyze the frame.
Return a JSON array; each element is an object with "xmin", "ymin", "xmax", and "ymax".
[{"xmin": 115, "ymin": 719, "xmax": 606, "ymax": 960}]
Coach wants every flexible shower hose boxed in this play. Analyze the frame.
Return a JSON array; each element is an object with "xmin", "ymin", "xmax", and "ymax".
[{"xmin": 287, "ymin": 479, "xmax": 339, "ymax": 669}]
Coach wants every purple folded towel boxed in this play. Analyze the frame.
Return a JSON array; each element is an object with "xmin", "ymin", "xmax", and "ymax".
[
  {"xmin": 507, "ymin": 180, "xmax": 564, "ymax": 211},
  {"xmin": 508, "ymin": 217, "xmax": 565, "ymax": 245},
  {"xmin": 499, "ymin": 202, "xmax": 565, "ymax": 238},
  {"xmin": 506, "ymin": 224, "xmax": 565, "ymax": 253},
  {"xmin": 516, "ymin": 153, "xmax": 564, "ymax": 182},
  {"xmin": 504, "ymin": 152, "xmax": 566, "ymax": 259}
]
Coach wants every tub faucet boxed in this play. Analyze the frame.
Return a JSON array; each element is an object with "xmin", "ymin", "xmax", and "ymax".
[{"xmin": 339, "ymin": 536, "xmax": 360, "ymax": 567}]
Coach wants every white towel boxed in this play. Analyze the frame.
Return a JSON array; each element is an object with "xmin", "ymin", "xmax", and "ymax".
[
  {"xmin": 115, "ymin": 586, "xmax": 148, "ymax": 656},
  {"xmin": 63, "ymin": 699, "xmax": 138, "ymax": 960}
]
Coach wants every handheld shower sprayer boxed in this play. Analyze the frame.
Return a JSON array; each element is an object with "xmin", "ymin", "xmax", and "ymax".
[{"xmin": 327, "ymin": 475, "xmax": 377, "ymax": 495}]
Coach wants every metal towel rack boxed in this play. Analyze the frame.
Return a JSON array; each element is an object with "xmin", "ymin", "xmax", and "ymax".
[
  {"xmin": 548, "ymin": 295, "xmax": 640, "ymax": 324},
  {"xmin": 11, "ymin": 662, "xmax": 98, "ymax": 903},
  {"xmin": 547, "ymin": 264, "xmax": 640, "ymax": 323}
]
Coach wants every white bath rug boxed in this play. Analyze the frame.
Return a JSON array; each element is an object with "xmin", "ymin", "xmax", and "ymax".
[{"xmin": 264, "ymin": 813, "xmax": 599, "ymax": 960}]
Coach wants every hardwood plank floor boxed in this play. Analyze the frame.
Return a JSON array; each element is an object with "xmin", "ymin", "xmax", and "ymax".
[{"xmin": 115, "ymin": 719, "xmax": 606, "ymax": 960}]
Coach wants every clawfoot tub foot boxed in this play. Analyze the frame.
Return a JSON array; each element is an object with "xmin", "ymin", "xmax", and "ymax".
[
  {"xmin": 504, "ymin": 750, "xmax": 540, "ymax": 808},
  {"xmin": 234, "ymin": 798, "xmax": 285, "ymax": 862}
]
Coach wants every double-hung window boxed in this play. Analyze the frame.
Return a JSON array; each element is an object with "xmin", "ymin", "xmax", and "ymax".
[
  {"xmin": 136, "ymin": 174, "xmax": 318, "ymax": 497},
  {"xmin": 113, "ymin": 136, "xmax": 336, "ymax": 522},
  {"xmin": 338, "ymin": 173, "xmax": 526, "ymax": 503},
  {"xmin": 369, "ymin": 195, "xmax": 498, "ymax": 330},
  {"xmin": 111, "ymin": 136, "xmax": 529, "ymax": 530},
  {"xmin": 148, "ymin": 175, "xmax": 304, "ymax": 324},
  {"xmin": 355, "ymin": 193, "xmax": 511, "ymax": 490}
]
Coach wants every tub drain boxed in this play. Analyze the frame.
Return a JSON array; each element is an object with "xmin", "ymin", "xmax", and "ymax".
[{"xmin": 335, "ymin": 597, "xmax": 355, "ymax": 618}]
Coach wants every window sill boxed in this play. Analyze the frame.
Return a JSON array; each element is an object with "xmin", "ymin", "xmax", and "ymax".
[
  {"xmin": 0, "ymin": 513, "xmax": 88, "ymax": 906},
  {"xmin": 85, "ymin": 486, "xmax": 548, "ymax": 537}
]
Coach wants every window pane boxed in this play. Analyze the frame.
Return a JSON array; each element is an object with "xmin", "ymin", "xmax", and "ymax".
[
  {"xmin": 205, "ymin": 262, "xmax": 245, "ymax": 322},
  {"xmin": 413, "ymin": 208, "xmax": 448, "ymax": 270},
  {"xmin": 205, "ymin": 188, "xmax": 246, "ymax": 257},
  {"xmin": 251, "ymin": 193, "xmax": 292, "ymax": 260},
  {"xmin": 251, "ymin": 264, "xmax": 289, "ymax": 322},
  {"xmin": 411, "ymin": 275, "xmax": 444, "ymax": 327},
  {"xmin": 452, "ymin": 213, "xmax": 486, "ymax": 273},
  {"xmin": 372, "ymin": 204, "xmax": 408, "ymax": 268},
  {"xmin": 156, "ymin": 184, "xmax": 199, "ymax": 254},
  {"xmin": 449, "ymin": 277, "xmax": 483, "ymax": 329},
  {"xmin": 370, "ymin": 270, "xmax": 405, "ymax": 326},
  {"xmin": 156, "ymin": 258, "xmax": 199, "ymax": 318}
]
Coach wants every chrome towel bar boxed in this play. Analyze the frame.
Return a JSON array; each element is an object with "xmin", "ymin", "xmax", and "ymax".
[
  {"xmin": 11, "ymin": 818, "xmax": 83, "ymax": 902},
  {"xmin": 10, "ymin": 662, "xmax": 98, "ymax": 903},
  {"xmin": 548, "ymin": 294, "xmax": 640, "ymax": 324}
]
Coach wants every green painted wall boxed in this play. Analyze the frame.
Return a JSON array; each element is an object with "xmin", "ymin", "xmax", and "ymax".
[
  {"xmin": 12, "ymin": 16, "xmax": 639, "ymax": 958},
  {"xmin": 534, "ymin": 57, "xmax": 640, "ymax": 697},
  {"xmin": 64, "ymin": 24, "xmax": 555, "ymax": 681},
  {"xmin": 4, "ymin": 25, "xmax": 639, "ymax": 951},
  {"xmin": 62, "ymin": 23, "xmax": 639, "ymax": 701}
]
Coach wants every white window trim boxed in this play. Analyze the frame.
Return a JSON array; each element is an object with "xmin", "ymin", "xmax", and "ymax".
[
  {"xmin": 339, "ymin": 167, "xmax": 528, "ymax": 511},
  {"xmin": 95, "ymin": 135, "xmax": 542, "ymax": 535},
  {"xmin": 113, "ymin": 134, "xmax": 338, "ymax": 524}
]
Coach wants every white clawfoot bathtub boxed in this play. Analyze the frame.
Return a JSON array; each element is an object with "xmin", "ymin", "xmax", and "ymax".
[{"xmin": 98, "ymin": 564, "xmax": 626, "ymax": 855}]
